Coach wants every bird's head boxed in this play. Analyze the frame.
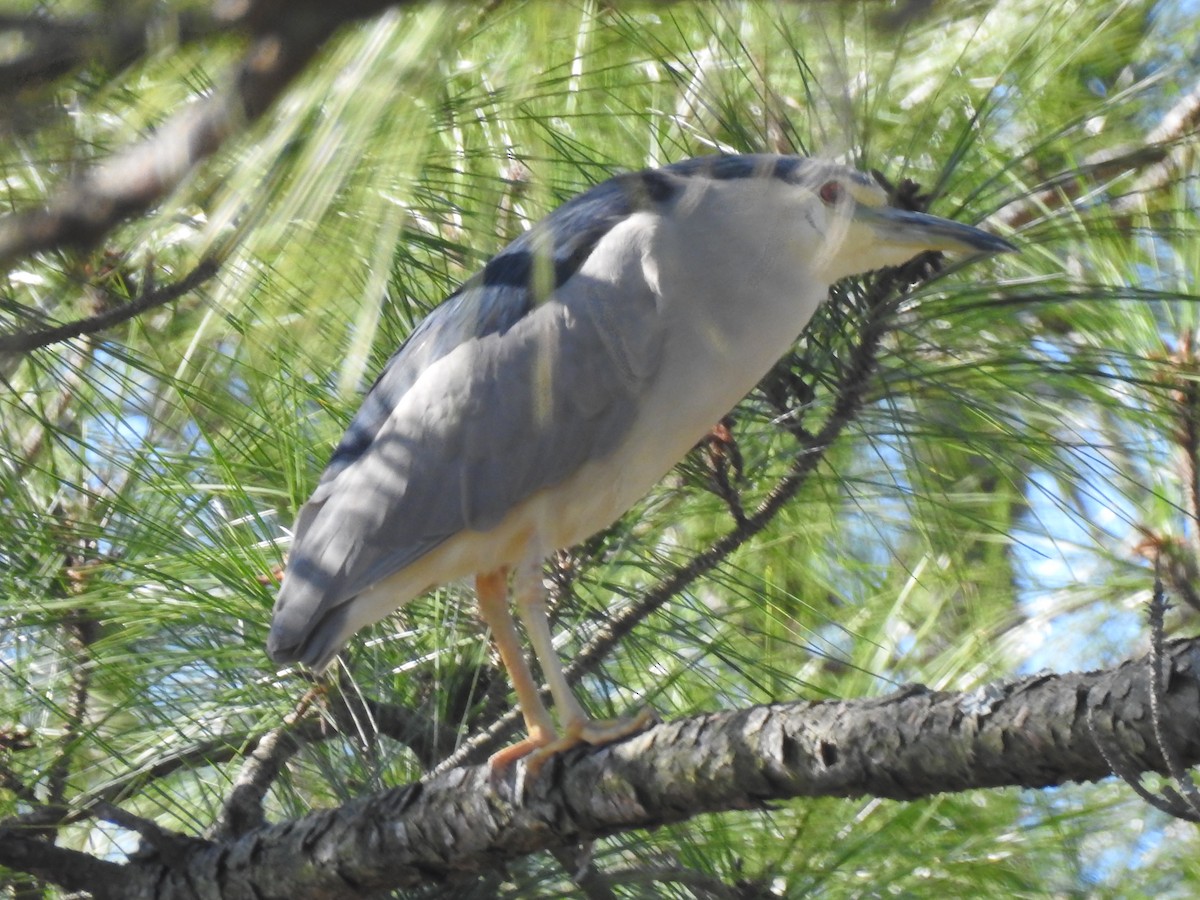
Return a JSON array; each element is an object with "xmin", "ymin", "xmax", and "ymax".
[{"xmin": 801, "ymin": 164, "xmax": 1015, "ymax": 282}]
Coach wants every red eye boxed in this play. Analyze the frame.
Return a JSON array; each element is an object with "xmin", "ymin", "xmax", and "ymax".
[{"xmin": 818, "ymin": 181, "xmax": 844, "ymax": 205}]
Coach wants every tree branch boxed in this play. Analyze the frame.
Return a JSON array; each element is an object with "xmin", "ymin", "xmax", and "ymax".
[
  {"xmin": 0, "ymin": 826, "xmax": 125, "ymax": 896},
  {"xmin": 0, "ymin": 11, "xmax": 218, "ymax": 98},
  {"xmin": 45, "ymin": 609, "xmax": 99, "ymax": 806},
  {"xmin": 0, "ymin": 0, "xmax": 407, "ymax": 268},
  {"xmin": 209, "ymin": 725, "xmax": 306, "ymax": 842},
  {"xmin": 0, "ymin": 257, "xmax": 219, "ymax": 354},
  {"xmin": 82, "ymin": 636, "xmax": 1200, "ymax": 899},
  {"xmin": 207, "ymin": 686, "xmax": 460, "ymax": 840},
  {"xmin": 992, "ymin": 78, "xmax": 1200, "ymax": 231},
  {"xmin": 1113, "ymin": 79, "xmax": 1200, "ymax": 215}
]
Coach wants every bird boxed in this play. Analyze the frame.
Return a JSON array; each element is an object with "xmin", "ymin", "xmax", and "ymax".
[{"xmin": 267, "ymin": 153, "xmax": 1014, "ymax": 767}]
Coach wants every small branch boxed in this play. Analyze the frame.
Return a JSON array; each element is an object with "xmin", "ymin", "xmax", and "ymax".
[
  {"xmin": 87, "ymin": 731, "xmax": 255, "ymax": 811},
  {"xmin": 992, "ymin": 78, "xmax": 1200, "ymax": 231},
  {"xmin": 0, "ymin": 826, "xmax": 125, "ymax": 896},
  {"xmin": 89, "ymin": 800, "xmax": 211, "ymax": 870},
  {"xmin": 15, "ymin": 688, "xmax": 448, "ymax": 839},
  {"xmin": 1086, "ymin": 581, "xmax": 1197, "ymax": 820},
  {"xmin": 1147, "ymin": 574, "xmax": 1200, "ymax": 820},
  {"xmin": 208, "ymin": 680, "xmax": 457, "ymax": 839},
  {"xmin": 210, "ymin": 726, "xmax": 305, "ymax": 842},
  {"xmin": 45, "ymin": 608, "xmax": 100, "ymax": 806},
  {"xmin": 1113, "ymin": 79, "xmax": 1200, "ymax": 215},
  {"xmin": 211, "ymin": 689, "xmax": 321, "ymax": 841},
  {"xmin": 991, "ymin": 145, "xmax": 1166, "ymax": 231},
  {"xmin": 0, "ymin": 257, "xmax": 220, "ymax": 355}
]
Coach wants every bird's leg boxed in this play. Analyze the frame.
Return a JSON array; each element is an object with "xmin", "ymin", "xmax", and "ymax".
[
  {"xmin": 512, "ymin": 555, "xmax": 656, "ymax": 760},
  {"xmin": 475, "ymin": 569, "xmax": 558, "ymax": 769},
  {"xmin": 512, "ymin": 555, "xmax": 589, "ymax": 726}
]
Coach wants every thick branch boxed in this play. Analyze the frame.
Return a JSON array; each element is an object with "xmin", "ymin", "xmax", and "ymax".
[
  {"xmin": 90, "ymin": 637, "xmax": 1200, "ymax": 900},
  {"xmin": 0, "ymin": 12, "xmax": 218, "ymax": 96},
  {"xmin": 0, "ymin": 0, "xmax": 404, "ymax": 267}
]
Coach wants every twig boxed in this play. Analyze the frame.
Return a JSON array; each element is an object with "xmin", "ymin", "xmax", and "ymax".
[
  {"xmin": 1086, "ymin": 567, "xmax": 1200, "ymax": 823},
  {"xmin": 1086, "ymin": 687, "xmax": 1195, "ymax": 819},
  {"xmin": 1147, "ymin": 569, "xmax": 1200, "ymax": 820},
  {"xmin": 209, "ymin": 689, "xmax": 320, "ymax": 840},
  {"xmin": 0, "ymin": 258, "xmax": 220, "ymax": 354},
  {"xmin": 45, "ymin": 609, "xmax": 99, "ymax": 806}
]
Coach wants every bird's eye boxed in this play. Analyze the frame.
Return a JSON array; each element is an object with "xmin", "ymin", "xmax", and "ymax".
[{"xmin": 818, "ymin": 181, "xmax": 844, "ymax": 205}]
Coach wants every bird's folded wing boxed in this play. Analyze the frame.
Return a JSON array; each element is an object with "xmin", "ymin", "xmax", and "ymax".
[{"xmin": 280, "ymin": 243, "xmax": 665, "ymax": 619}]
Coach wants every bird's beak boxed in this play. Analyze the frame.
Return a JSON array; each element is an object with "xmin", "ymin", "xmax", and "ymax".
[{"xmin": 854, "ymin": 204, "xmax": 1016, "ymax": 255}]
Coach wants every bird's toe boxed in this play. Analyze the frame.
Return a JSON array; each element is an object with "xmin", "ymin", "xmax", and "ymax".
[
  {"xmin": 570, "ymin": 707, "xmax": 659, "ymax": 747},
  {"xmin": 487, "ymin": 723, "xmax": 558, "ymax": 772}
]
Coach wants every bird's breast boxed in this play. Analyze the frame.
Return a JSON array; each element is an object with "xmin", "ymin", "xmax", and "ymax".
[{"xmin": 534, "ymin": 260, "xmax": 829, "ymax": 552}]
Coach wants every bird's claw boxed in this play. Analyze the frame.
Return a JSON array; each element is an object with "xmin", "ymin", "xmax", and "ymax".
[
  {"xmin": 487, "ymin": 723, "xmax": 558, "ymax": 771},
  {"xmin": 487, "ymin": 707, "xmax": 660, "ymax": 779},
  {"xmin": 568, "ymin": 706, "xmax": 659, "ymax": 747},
  {"xmin": 524, "ymin": 707, "xmax": 660, "ymax": 778}
]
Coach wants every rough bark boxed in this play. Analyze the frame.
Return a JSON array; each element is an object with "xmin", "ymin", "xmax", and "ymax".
[{"xmin": 18, "ymin": 636, "xmax": 1190, "ymax": 900}]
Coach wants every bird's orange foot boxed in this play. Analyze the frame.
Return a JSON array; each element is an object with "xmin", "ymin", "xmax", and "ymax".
[
  {"xmin": 571, "ymin": 707, "xmax": 659, "ymax": 747},
  {"xmin": 523, "ymin": 707, "xmax": 659, "ymax": 776},
  {"xmin": 488, "ymin": 723, "xmax": 557, "ymax": 771}
]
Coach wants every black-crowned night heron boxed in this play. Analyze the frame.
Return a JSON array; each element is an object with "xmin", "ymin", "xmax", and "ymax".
[{"xmin": 267, "ymin": 153, "xmax": 1013, "ymax": 767}]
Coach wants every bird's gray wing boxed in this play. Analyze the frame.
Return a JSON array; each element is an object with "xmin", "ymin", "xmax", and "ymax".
[
  {"xmin": 290, "ymin": 268, "xmax": 663, "ymax": 596},
  {"xmin": 270, "ymin": 168, "xmax": 676, "ymax": 664}
]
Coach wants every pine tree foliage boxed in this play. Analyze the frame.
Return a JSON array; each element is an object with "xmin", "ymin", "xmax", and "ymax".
[{"xmin": 2, "ymin": 0, "xmax": 1200, "ymax": 896}]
